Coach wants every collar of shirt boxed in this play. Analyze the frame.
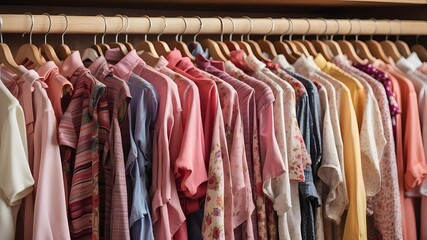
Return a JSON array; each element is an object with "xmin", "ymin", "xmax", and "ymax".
[
  {"xmin": 153, "ymin": 56, "xmax": 169, "ymax": 71},
  {"xmin": 210, "ymin": 59, "xmax": 225, "ymax": 71},
  {"xmin": 61, "ymin": 51, "xmax": 85, "ymax": 79},
  {"xmin": 245, "ymin": 54, "xmax": 267, "ymax": 72},
  {"xmin": 229, "ymin": 50, "xmax": 253, "ymax": 73},
  {"xmin": 88, "ymin": 56, "xmax": 113, "ymax": 80},
  {"xmin": 407, "ymin": 52, "xmax": 423, "ymax": 69},
  {"xmin": 105, "ymin": 47, "xmax": 126, "ymax": 64},
  {"xmin": 37, "ymin": 61, "xmax": 73, "ymax": 92},
  {"xmin": 396, "ymin": 57, "xmax": 418, "ymax": 73},
  {"xmin": 272, "ymin": 54, "xmax": 295, "ymax": 72},
  {"xmin": 107, "ymin": 50, "xmax": 141, "ymax": 80},
  {"xmin": 314, "ymin": 53, "xmax": 329, "ymax": 70},
  {"xmin": 293, "ymin": 55, "xmax": 320, "ymax": 74}
]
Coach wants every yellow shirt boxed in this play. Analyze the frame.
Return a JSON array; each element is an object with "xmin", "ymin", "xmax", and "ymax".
[
  {"xmin": 315, "ymin": 54, "xmax": 367, "ymax": 240},
  {"xmin": 315, "ymin": 54, "xmax": 366, "ymax": 129}
]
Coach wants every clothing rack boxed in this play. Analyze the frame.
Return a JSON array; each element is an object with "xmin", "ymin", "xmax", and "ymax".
[{"xmin": 1, "ymin": 14, "xmax": 427, "ymax": 36}]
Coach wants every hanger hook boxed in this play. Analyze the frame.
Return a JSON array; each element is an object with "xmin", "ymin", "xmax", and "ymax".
[
  {"xmin": 343, "ymin": 19, "xmax": 352, "ymax": 41},
  {"xmin": 59, "ymin": 14, "xmax": 69, "ymax": 45},
  {"xmin": 279, "ymin": 18, "xmax": 292, "ymax": 42},
  {"xmin": 243, "ymin": 16, "xmax": 252, "ymax": 40},
  {"xmin": 370, "ymin": 18, "xmax": 377, "ymax": 40},
  {"xmin": 123, "ymin": 15, "xmax": 130, "ymax": 43},
  {"xmin": 176, "ymin": 16, "xmax": 187, "ymax": 42},
  {"xmin": 395, "ymin": 19, "xmax": 402, "ymax": 41},
  {"xmin": 263, "ymin": 17, "xmax": 274, "ymax": 41},
  {"xmin": 225, "ymin": 17, "xmax": 235, "ymax": 41},
  {"xmin": 96, "ymin": 14, "xmax": 107, "ymax": 44},
  {"xmin": 115, "ymin": 14, "xmax": 124, "ymax": 43},
  {"xmin": 157, "ymin": 16, "xmax": 167, "ymax": 41},
  {"xmin": 22, "ymin": 12, "xmax": 34, "ymax": 44},
  {"xmin": 302, "ymin": 18, "xmax": 310, "ymax": 41},
  {"xmin": 142, "ymin": 15, "xmax": 152, "ymax": 42},
  {"xmin": 353, "ymin": 18, "xmax": 362, "ymax": 41},
  {"xmin": 330, "ymin": 19, "xmax": 340, "ymax": 41},
  {"xmin": 385, "ymin": 19, "xmax": 391, "ymax": 41},
  {"xmin": 0, "ymin": 16, "xmax": 3, "ymax": 43},
  {"xmin": 42, "ymin": 13, "xmax": 52, "ymax": 44},
  {"xmin": 216, "ymin": 17, "xmax": 224, "ymax": 42},
  {"xmin": 288, "ymin": 18, "xmax": 295, "ymax": 41},
  {"xmin": 194, "ymin": 16, "xmax": 203, "ymax": 42},
  {"xmin": 316, "ymin": 18, "xmax": 327, "ymax": 41}
]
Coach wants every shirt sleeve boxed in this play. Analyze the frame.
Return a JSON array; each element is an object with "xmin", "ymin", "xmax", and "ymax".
[{"xmin": 0, "ymin": 102, "xmax": 34, "ymax": 206}]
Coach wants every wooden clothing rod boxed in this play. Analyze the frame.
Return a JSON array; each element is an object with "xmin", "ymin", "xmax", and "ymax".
[{"xmin": 1, "ymin": 14, "xmax": 426, "ymax": 36}]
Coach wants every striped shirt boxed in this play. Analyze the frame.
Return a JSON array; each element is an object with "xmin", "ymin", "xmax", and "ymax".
[
  {"xmin": 59, "ymin": 51, "xmax": 107, "ymax": 240},
  {"xmin": 87, "ymin": 56, "xmax": 131, "ymax": 240}
]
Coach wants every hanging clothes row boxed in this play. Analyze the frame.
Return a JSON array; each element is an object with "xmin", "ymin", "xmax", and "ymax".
[{"xmin": 2, "ymin": 13, "xmax": 427, "ymax": 240}]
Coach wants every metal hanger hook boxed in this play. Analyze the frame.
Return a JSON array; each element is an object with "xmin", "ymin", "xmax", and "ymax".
[
  {"xmin": 42, "ymin": 13, "xmax": 52, "ymax": 44},
  {"xmin": 385, "ymin": 19, "xmax": 392, "ymax": 41},
  {"xmin": 123, "ymin": 15, "xmax": 130, "ymax": 43},
  {"xmin": 288, "ymin": 18, "xmax": 295, "ymax": 41},
  {"xmin": 243, "ymin": 16, "xmax": 252, "ymax": 40},
  {"xmin": 302, "ymin": 18, "xmax": 310, "ymax": 41},
  {"xmin": 142, "ymin": 15, "xmax": 152, "ymax": 42},
  {"xmin": 194, "ymin": 16, "xmax": 203, "ymax": 42},
  {"xmin": 343, "ymin": 19, "xmax": 352, "ymax": 41},
  {"xmin": 316, "ymin": 18, "xmax": 328, "ymax": 41},
  {"xmin": 225, "ymin": 17, "xmax": 235, "ymax": 41},
  {"xmin": 115, "ymin": 14, "xmax": 125, "ymax": 43},
  {"xmin": 22, "ymin": 12, "xmax": 34, "ymax": 44},
  {"xmin": 97, "ymin": 14, "xmax": 107, "ymax": 44},
  {"xmin": 370, "ymin": 18, "xmax": 377, "ymax": 40},
  {"xmin": 176, "ymin": 16, "xmax": 187, "ymax": 42},
  {"xmin": 157, "ymin": 16, "xmax": 167, "ymax": 41},
  {"xmin": 353, "ymin": 18, "xmax": 362, "ymax": 41},
  {"xmin": 395, "ymin": 19, "xmax": 402, "ymax": 41},
  {"xmin": 59, "ymin": 13, "xmax": 69, "ymax": 45},
  {"xmin": 331, "ymin": 19, "xmax": 340, "ymax": 41},
  {"xmin": 218, "ymin": 17, "xmax": 225, "ymax": 42},
  {"xmin": 263, "ymin": 17, "xmax": 274, "ymax": 41},
  {"xmin": 0, "ymin": 16, "xmax": 3, "ymax": 43},
  {"xmin": 279, "ymin": 18, "xmax": 292, "ymax": 42}
]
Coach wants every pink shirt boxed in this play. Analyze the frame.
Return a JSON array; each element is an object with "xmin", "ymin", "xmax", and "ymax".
[
  {"xmin": 373, "ymin": 61, "xmax": 427, "ymax": 240},
  {"xmin": 166, "ymin": 51, "xmax": 231, "ymax": 239},
  {"xmin": 2, "ymin": 67, "xmax": 70, "ymax": 240},
  {"xmin": 87, "ymin": 57, "xmax": 131, "ymax": 240},
  {"xmin": 36, "ymin": 61, "xmax": 73, "ymax": 122},
  {"xmin": 104, "ymin": 49, "xmax": 185, "ymax": 239}
]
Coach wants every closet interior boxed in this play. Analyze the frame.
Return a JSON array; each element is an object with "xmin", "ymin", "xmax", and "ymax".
[{"xmin": 2, "ymin": 1, "xmax": 427, "ymax": 240}]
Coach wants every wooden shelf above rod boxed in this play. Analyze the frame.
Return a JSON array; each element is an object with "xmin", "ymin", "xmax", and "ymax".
[{"xmin": 1, "ymin": 14, "xmax": 426, "ymax": 35}]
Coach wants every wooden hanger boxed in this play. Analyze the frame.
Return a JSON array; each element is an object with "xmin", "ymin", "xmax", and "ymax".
[
  {"xmin": 380, "ymin": 20, "xmax": 401, "ymax": 62},
  {"xmin": 311, "ymin": 18, "xmax": 334, "ymax": 61},
  {"xmin": 168, "ymin": 16, "xmax": 195, "ymax": 60},
  {"xmin": 39, "ymin": 13, "xmax": 62, "ymax": 67},
  {"xmin": 94, "ymin": 15, "xmax": 111, "ymax": 55},
  {"xmin": 121, "ymin": 15, "xmax": 134, "ymax": 51},
  {"xmin": 241, "ymin": 17, "xmax": 269, "ymax": 61},
  {"xmin": 273, "ymin": 18, "xmax": 300, "ymax": 63},
  {"xmin": 223, "ymin": 17, "xmax": 240, "ymax": 52},
  {"xmin": 0, "ymin": 17, "xmax": 25, "ymax": 76},
  {"xmin": 151, "ymin": 16, "xmax": 171, "ymax": 57},
  {"xmin": 393, "ymin": 19, "xmax": 411, "ymax": 57},
  {"xmin": 107, "ymin": 15, "xmax": 128, "ymax": 56},
  {"xmin": 323, "ymin": 19, "xmax": 343, "ymax": 56},
  {"xmin": 365, "ymin": 19, "xmax": 391, "ymax": 63},
  {"xmin": 411, "ymin": 36, "xmax": 427, "ymax": 62},
  {"xmin": 213, "ymin": 17, "xmax": 231, "ymax": 58},
  {"xmin": 258, "ymin": 17, "xmax": 278, "ymax": 59},
  {"xmin": 15, "ymin": 13, "xmax": 45, "ymax": 67},
  {"xmin": 56, "ymin": 14, "xmax": 72, "ymax": 61},
  {"xmin": 337, "ymin": 19, "xmax": 367, "ymax": 64},
  {"xmin": 188, "ymin": 16, "xmax": 225, "ymax": 61},
  {"xmin": 294, "ymin": 19, "xmax": 318, "ymax": 57},
  {"xmin": 135, "ymin": 15, "xmax": 159, "ymax": 57},
  {"xmin": 349, "ymin": 19, "xmax": 376, "ymax": 63}
]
